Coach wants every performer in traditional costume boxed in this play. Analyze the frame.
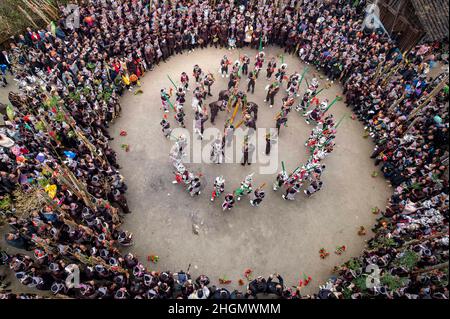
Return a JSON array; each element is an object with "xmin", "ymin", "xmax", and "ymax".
[{"xmin": 211, "ymin": 176, "xmax": 225, "ymax": 202}]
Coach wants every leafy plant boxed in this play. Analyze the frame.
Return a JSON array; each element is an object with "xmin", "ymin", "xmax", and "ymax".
[
  {"xmin": 394, "ymin": 251, "xmax": 420, "ymax": 270},
  {"xmin": 102, "ymin": 91, "xmax": 112, "ymax": 102},
  {"xmin": 68, "ymin": 91, "xmax": 81, "ymax": 102},
  {"xmin": 342, "ymin": 287, "xmax": 353, "ymax": 299},
  {"xmin": 55, "ymin": 111, "xmax": 66, "ymax": 122},
  {"xmin": 346, "ymin": 258, "xmax": 363, "ymax": 271},
  {"xmin": 0, "ymin": 195, "xmax": 11, "ymax": 210},
  {"xmin": 87, "ymin": 62, "xmax": 96, "ymax": 70},
  {"xmin": 37, "ymin": 177, "xmax": 51, "ymax": 188},
  {"xmin": 353, "ymin": 275, "xmax": 367, "ymax": 291},
  {"xmin": 83, "ymin": 86, "xmax": 91, "ymax": 95},
  {"xmin": 380, "ymin": 273, "xmax": 407, "ymax": 291},
  {"xmin": 370, "ymin": 236, "xmax": 398, "ymax": 249}
]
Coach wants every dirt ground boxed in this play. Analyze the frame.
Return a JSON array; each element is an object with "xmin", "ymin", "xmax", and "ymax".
[
  {"xmin": 105, "ymin": 46, "xmax": 391, "ymax": 295},
  {"xmin": 0, "ymin": 47, "xmax": 391, "ymax": 296},
  {"xmin": 0, "ymin": 46, "xmax": 446, "ymax": 298}
]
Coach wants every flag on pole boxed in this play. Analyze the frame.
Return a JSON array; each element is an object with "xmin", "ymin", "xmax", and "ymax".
[
  {"xmin": 6, "ymin": 104, "xmax": 15, "ymax": 121},
  {"xmin": 324, "ymin": 96, "xmax": 342, "ymax": 114},
  {"xmin": 334, "ymin": 114, "xmax": 347, "ymax": 129},
  {"xmin": 167, "ymin": 75, "xmax": 178, "ymax": 89},
  {"xmin": 298, "ymin": 67, "xmax": 309, "ymax": 87},
  {"xmin": 50, "ymin": 21, "xmax": 57, "ymax": 36}
]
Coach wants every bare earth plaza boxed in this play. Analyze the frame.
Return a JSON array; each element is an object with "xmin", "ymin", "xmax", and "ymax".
[{"xmin": 0, "ymin": 0, "xmax": 448, "ymax": 306}]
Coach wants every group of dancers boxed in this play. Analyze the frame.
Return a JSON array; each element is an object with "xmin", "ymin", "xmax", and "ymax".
[{"xmin": 159, "ymin": 50, "xmax": 339, "ymax": 210}]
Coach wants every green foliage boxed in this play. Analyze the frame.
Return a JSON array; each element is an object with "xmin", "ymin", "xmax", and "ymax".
[
  {"xmin": 87, "ymin": 62, "xmax": 96, "ymax": 70},
  {"xmin": 370, "ymin": 236, "xmax": 398, "ymax": 249},
  {"xmin": 394, "ymin": 251, "xmax": 420, "ymax": 270},
  {"xmin": 0, "ymin": 195, "xmax": 12, "ymax": 210},
  {"xmin": 37, "ymin": 177, "xmax": 50, "ymax": 188},
  {"xmin": 346, "ymin": 258, "xmax": 363, "ymax": 271},
  {"xmin": 47, "ymin": 95, "xmax": 59, "ymax": 109},
  {"xmin": 68, "ymin": 91, "xmax": 81, "ymax": 102},
  {"xmin": 380, "ymin": 273, "xmax": 407, "ymax": 291},
  {"xmin": 83, "ymin": 86, "xmax": 91, "ymax": 96},
  {"xmin": 102, "ymin": 91, "xmax": 112, "ymax": 102},
  {"xmin": 409, "ymin": 182, "xmax": 422, "ymax": 190},
  {"xmin": 353, "ymin": 275, "xmax": 367, "ymax": 291},
  {"xmin": 342, "ymin": 287, "xmax": 353, "ymax": 299},
  {"xmin": 34, "ymin": 120, "xmax": 45, "ymax": 132}
]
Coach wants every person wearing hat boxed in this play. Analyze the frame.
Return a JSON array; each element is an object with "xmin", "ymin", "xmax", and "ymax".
[
  {"xmin": 180, "ymin": 71, "xmax": 189, "ymax": 91},
  {"xmin": 241, "ymin": 54, "xmax": 250, "ymax": 75},
  {"xmin": 210, "ymin": 138, "xmax": 223, "ymax": 164},
  {"xmin": 160, "ymin": 116, "xmax": 172, "ymax": 138},
  {"xmin": 266, "ymin": 57, "xmax": 277, "ymax": 80},
  {"xmin": 160, "ymin": 88, "xmax": 171, "ymax": 113},
  {"xmin": 265, "ymin": 132, "xmax": 277, "ymax": 155},
  {"xmin": 175, "ymin": 87, "xmax": 186, "ymax": 111},
  {"xmin": 254, "ymin": 51, "xmax": 265, "ymax": 78},
  {"xmin": 174, "ymin": 107, "xmax": 186, "ymax": 128},
  {"xmin": 275, "ymin": 63, "xmax": 288, "ymax": 85},
  {"xmin": 220, "ymin": 55, "xmax": 230, "ymax": 78},
  {"xmin": 192, "ymin": 64, "xmax": 202, "ymax": 84},
  {"xmin": 250, "ymin": 187, "xmax": 265, "ymax": 207},
  {"xmin": 275, "ymin": 113, "xmax": 288, "ymax": 136},
  {"xmin": 282, "ymin": 182, "xmax": 301, "ymax": 201},
  {"xmin": 264, "ymin": 81, "xmax": 279, "ymax": 108},
  {"xmin": 241, "ymin": 137, "xmax": 251, "ymax": 166},
  {"xmin": 203, "ymin": 73, "xmax": 215, "ymax": 96},
  {"xmin": 208, "ymin": 100, "xmax": 222, "ymax": 125},
  {"xmin": 304, "ymin": 179, "xmax": 323, "ymax": 197},
  {"xmin": 187, "ymin": 176, "xmax": 201, "ymax": 197},
  {"xmin": 222, "ymin": 193, "xmax": 235, "ymax": 211},
  {"xmin": 194, "ymin": 111, "xmax": 208, "ymax": 140},
  {"xmin": 247, "ymin": 69, "xmax": 257, "ymax": 94}
]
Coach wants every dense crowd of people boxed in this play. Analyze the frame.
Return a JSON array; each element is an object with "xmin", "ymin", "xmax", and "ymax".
[{"xmin": 0, "ymin": 0, "xmax": 448, "ymax": 299}]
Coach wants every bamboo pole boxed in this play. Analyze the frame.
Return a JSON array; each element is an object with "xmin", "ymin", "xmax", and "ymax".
[
  {"xmin": 412, "ymin": 262, "xmax": 449, "ymax": 275},
  {"xmin": 323, "ymin": 96, "xmax": 342, "ymax": 114},
  {"xmin": 29, "ymin": 0, "xmax": 58, "ymax": 20},
  {"xmin": 388, "ymin": 93, "xmax": 406, "ymax": 112},
  {"xmin": 229, "ymin": 97, "xmax": 241, "ymax": 124},
  {"xmin": 234, "ymin": 118, "xmax": 244, "ymax": 129},
  {"xmin": 17, "ymin": 5, "xmax": 40, "ymax": 29},
  {"xmin": 22, "ymin": 0, "xmax": 52, "ymax": 25},
  {"xmin": 381, "ymin": 61, "xmax": 405, "ymax": 87},
  {"xmin": 408, "ymin": 75, "xmax": 449, "ymax": 120}
]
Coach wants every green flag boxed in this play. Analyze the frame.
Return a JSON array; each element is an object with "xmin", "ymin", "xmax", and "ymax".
[
  {"xmin": 324, "ymin": 96, "xmax": 342, "ymax": 114},
  {"xmin": 167, "ymin": 75, "xmax": 178, "ymax": 89},
  {"xmin": 6, "ymin": 104, "xmax": 15, "ymax": 121},
  {"xmin": 50, "ymin": 21, "xmax": 57, "ymax": 36}
]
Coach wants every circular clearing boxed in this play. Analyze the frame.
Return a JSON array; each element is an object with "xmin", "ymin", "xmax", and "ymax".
[{"xmin": 109, "ymin": 46, "xmax": 391, "ymax": 294}]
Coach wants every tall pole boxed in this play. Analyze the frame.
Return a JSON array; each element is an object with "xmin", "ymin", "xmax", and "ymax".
[{"xmin": 408, "ymin": 75, "xmax": 449, "ymax": 119}]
